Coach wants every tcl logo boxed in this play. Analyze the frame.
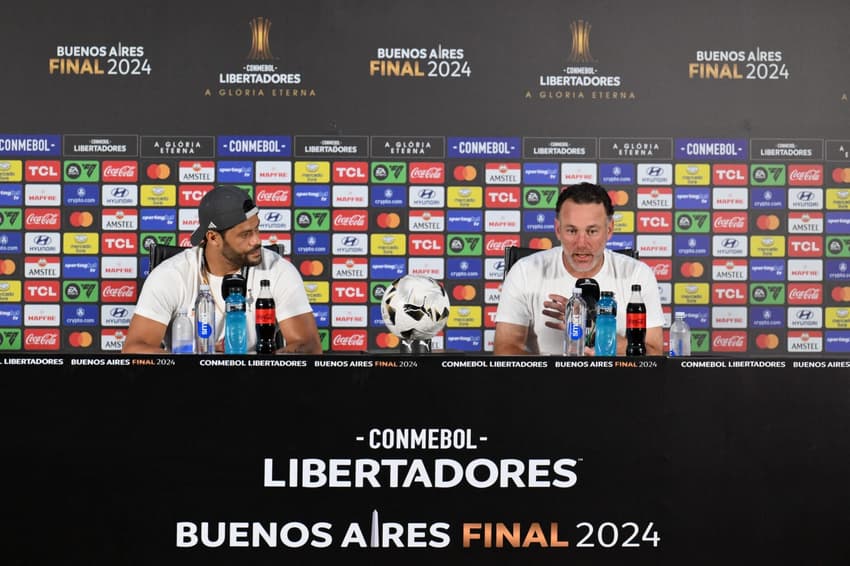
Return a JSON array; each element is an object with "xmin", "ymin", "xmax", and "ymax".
[
  {"xmin": 331, "ymin": 282, "xmax": 367, "ymax": 302},
  {"xmin": 25, "ymin": 160, "xmax": 61, "ymax": 181},
  {"xmin": 712, "ymin": 164, "xmax": 748, "ymax": 185},
  {"xmin": 332, "ymin": 162, "xmax": 368, "ymax": 183},
  {"xmin": 712, "ymin": 283, "xmax": 747, "ymax": 304},
  {"xmin": 485, "ymin": 187, "xmax": 521, "ymax": 208},
  {"xmin": 409, "ymin": 234, "xmax": 445, "ymax": 255},
  {"xmin": 637, "ymin": 212, "xmax": 672, "ymax": 232},
  {"xmin": 24, "ymin": 281, "xmax": 60, "ymax": 301},
  {"xmin": 788, "ymin": 236, "xmax": 822, "ymax": 257},
  {"xmin": 179, "ymin": 185, "xmax": 213, "ymax": 206},
  {"xmin": 101, "ymin": 233, "xmax": 138, "ymax": 254}
]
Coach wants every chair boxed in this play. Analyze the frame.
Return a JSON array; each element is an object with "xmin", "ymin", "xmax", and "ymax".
[
  {"xmin": 502, "ymin": 245, "xmax": 638, "ymax": 278},
  {"xmin": 148, "ymin": 242, "xmax": 286, "ymax": 270}
]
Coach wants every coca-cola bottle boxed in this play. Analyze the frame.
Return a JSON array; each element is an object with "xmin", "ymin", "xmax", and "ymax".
[
  {"xmin": 255, "ymin": 279, "xmax": 277, "ymax": 354},
  {"xmin": 625, "ymin": 284, "xmax": 647, "ymax": 356}
]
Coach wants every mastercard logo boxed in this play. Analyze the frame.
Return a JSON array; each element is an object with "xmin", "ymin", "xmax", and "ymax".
[
  {"xmin": 375, "ymin": 333, "xmax": 400, "ymax": 348},
  {"xmin": 680, "ymin": 262, "xmax": 705, "ymax": 277},
  {"xmin": 527, "ymin": 237, "xmax": 553, "ymax": 249},
  {"xmin": 299, "ymin": 260, "xmax": 324, "ymax": 277},
  {"xmin": 608, "ymin": 190, "xmax": 629, "ymax": 206},
  {"xmin": 68, "ymin": 331, "xmax": 94, "ymax": 348},
  {"xmin": 453, "ymin": 165, "xmax": 477, "ymax": 182},
  {"xmin": 376, "ymin": 212, "xmax": 401, "ymax": 229},
  {"xmin": 146, "ymin": 163, "xmax": 171, "ymax": 180},
  {"xmin": 69, "ymin": 211, "xmax": 94, "ymax": 228},
  {"xmin": 0, "ymin": 258, "xmax": 15, "ymax": 275},
  {"xmin": 831, "ymin": 286, "xmax": 850, "ymax": 301},
  {"xmin": 832, "ymin": 168, "xmax": 850, "ymax": 184},
  {"xmin": 451, "ymin": 284, "xmax": 476, "ymax": 301},
  {"xmin": 755, "ymin": 334, "xmax": 779, "ymax": 349}
]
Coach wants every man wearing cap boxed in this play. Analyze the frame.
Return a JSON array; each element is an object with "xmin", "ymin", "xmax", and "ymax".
[{"xmin": 123, "ymin": 184, "xmax": 323, "ymax": 354}]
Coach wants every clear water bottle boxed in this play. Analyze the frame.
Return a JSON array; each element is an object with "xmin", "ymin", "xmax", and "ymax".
[
  {"xmin": 563, "ymin": 288, "xmax": 587, "ymax": 356},
  {"xmin": 668, "ymin": 311, "xmax": 692, "ymax": 357},
  {"xmin": 195, "ymin": 283, "xmax": 216, "ymax": 354},
  {"xmin": 224, "ymin": 289, "xmax": 248, "ymax": 354},
  {"xmin": 170, "ymin": 307, "xmax": 194, "ymax": 354},
  {"xmin": 594, "ymin": 291, "xmax": 618, "ymax": 356}
]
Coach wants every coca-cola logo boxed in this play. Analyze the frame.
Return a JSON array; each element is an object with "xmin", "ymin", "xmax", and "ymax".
[
  {"xmin": 25, "ymin": 331, "xmax": 59, "ymax": 348},
  {"xmin": 712, "ymin": 334, "xmax": 745, "ymax": 348},
  {"xmin": 713, "ymin": 216, "xmax": 745, "ymax": 229},
  {"xmin": 788, "ymin": 287, "xmax": 821, "ymax": 301},
  {"xmin": 102, "ymin": 285, "xmax": 135, "ymax": 298},
  {"xmin": 789, "ymin": 169, "xmax": 822, "ymax": 182},
  {"xmin": 256, "ymin": 190, "xmax": 290, "ymax": 203},
  {"xmin": 333, "ymin": 214, "xmax": 367, "ymax": 227},
  {"xmin": 103, "ymin": 165, "xmax": 136, "ymax": 178},
  {"xmin": 26, "ymin": 212, "xmax": 60, "ymax": 225},
  {"xmin": 409, "ymin": 166, "xmax": 443, "ymax": 179},
  {"xmin": 651, "ymin": 263, "xmax": 671, "ymax": 277},
  {"xmin": 332, "ymin": 333, "xmax": 367, "ymax": 348}
]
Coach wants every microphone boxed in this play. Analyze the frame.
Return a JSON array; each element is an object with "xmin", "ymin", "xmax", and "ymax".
[{"xmin": 575, "ymin": 278, "xmax": 600, "ymax": 348}]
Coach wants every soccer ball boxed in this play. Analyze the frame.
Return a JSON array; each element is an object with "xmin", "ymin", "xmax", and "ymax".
[{"xmin": 381, "ymin": 275, "xmax": 451, "ymax": 340}]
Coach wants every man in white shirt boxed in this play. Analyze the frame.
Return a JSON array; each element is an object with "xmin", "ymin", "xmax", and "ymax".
[{"xmin": 494, "ymin": 182, "xmax": 664, "ymax": 356}]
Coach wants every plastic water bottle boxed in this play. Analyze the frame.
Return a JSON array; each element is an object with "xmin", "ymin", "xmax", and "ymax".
[
  {"xmin": 224, "ymin": 289, "xmax": 248, "ymax": 354},
  {"xmin": 594, "ymin": 291, "xmax": 618, "ymax": 356},
  {"xmin": 255, "ymin": 279, "xmax": 277, "ymax": 354},
  {"xmin": 563, "ymin": 288, "xmax": 587, "ymax": 356},
  {"xmin": 195, "ymin": 283, "xmax": 216, "ymax": 354},
  {"xmin": 668, "ymin": 311, "xmax": 692, "ymax": 357},
  {"xmin": 626, "ymin": 284, "xmax": 647, "ymax": 356},
  {"xmin": 170, "ymin": 308, "xmax": 194, "ymax": 354}
]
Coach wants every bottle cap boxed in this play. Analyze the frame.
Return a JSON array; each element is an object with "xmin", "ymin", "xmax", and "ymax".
[
  {"xmin": 572, "ymin": 288, "xmax": 582, "ymax": 295},
  {"xmin": 631, "ymin": 284, "xmax": 641, "ymax": 291},
  {"xmin": 601, "ymin": 291, "xmax": 613, "ymax": 297},
  {"xmin": 260, "ymin": 279, "xmax": 270, "ymax": 287}
]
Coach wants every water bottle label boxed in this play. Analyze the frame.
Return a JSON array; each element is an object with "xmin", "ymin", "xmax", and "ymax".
[
  {"xmin": 568, "ymin": 322, "xmax": 584, "ymax": 341},
  {"xmin": 197, "ymin": 321, "xmax": 213, "ymax": 339}
]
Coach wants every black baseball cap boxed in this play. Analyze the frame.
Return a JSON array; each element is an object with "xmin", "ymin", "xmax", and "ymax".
[{"xmin": 190, "ymin": 185, "xmax": 259, "ymax": 245}]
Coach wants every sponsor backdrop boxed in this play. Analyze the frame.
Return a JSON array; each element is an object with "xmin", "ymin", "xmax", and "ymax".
[{"xmin": 2, "ymin": 0, "xmax": 850, "ymax": 354}]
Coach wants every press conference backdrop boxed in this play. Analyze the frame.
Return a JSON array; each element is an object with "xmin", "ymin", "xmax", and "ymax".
[{"xmin": 2, "ymin": 0, "xmax": 850, "ymax": 354}]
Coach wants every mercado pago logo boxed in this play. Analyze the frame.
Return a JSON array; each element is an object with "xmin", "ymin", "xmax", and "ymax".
[
  {"xmin": 525, "ymin": 19, "xmax": 635, "ymax": 101},
  {"xmin": 175, "ymin": 426, "xmax": 662, "ymax": 552},
  {"xmin": 205, "ymin": 16, "xmax": 316, "ymax": 98},
  {"xmin": 48, "ymin": 41, "xmax": 151, "ymax": 77}
]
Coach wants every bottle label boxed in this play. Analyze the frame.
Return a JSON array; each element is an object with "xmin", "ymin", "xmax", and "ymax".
[
  {"xmin": 626, "ymin": 313, "xmax": 646, "ymax": 328},
  {"xmin": 255, "ymin": 307, "xmax": 276, "ymax": 325},
  {"xmin": 197, "ymin": 321, "xmax": 212, "ymax": 339},
  {"xmin": 567, "ymin": 321, "xmax": 584, "ymax": 341}
]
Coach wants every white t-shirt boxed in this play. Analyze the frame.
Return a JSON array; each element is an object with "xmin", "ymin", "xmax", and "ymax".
[
  {"xmin": 495, "ymin": 247, "xmax": 664, "ymax": 355},
  {"xmin": 133, "ymin": 246, "xmax": 314, "ymax": 351}
]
